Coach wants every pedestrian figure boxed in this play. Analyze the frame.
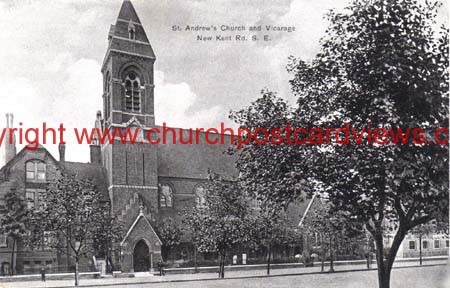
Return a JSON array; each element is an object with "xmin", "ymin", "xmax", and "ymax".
[
  {"xmin": 40, "ymin": 268, "xmax": 46, "ymax": 282},
  {"xmin": 157, "ymin": 261, "xmax": 165, "ymax": 276}
]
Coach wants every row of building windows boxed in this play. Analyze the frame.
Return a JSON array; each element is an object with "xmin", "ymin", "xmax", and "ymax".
[
  {"xmin": 0, "ymin": 232, "xmax": 53, "ymax": 251},
  {"xmin": 409, "ymin": 239, "xmax": 449, "ymax": 250},
  {"xmin": 158, "ymin": 184, "xmax": 206, "ymax": 209},
  {"xmin": 25, "ymin": 160, "xmax": 209, "ymax": 210}
]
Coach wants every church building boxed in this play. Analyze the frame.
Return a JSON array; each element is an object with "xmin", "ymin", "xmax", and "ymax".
[
  {"xmin": 0, "ymin": 0, "xmax": 239, "ymax": 274},
  {"xmin": 90, "ymin": 0, "xmax": 239, "ymax": 272}
]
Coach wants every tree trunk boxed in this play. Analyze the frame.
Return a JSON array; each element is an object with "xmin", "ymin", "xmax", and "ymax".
[
  {"xmin": 194, "ymin": 246, "xmax": 198, "ymax": 273},
  {"xmin": 66, "ymin": 231, "xmax": 70, "ymax": 273},
  {"xmin": 107, "ymin": 254, "xmax": 115, "ymax": 273},
  {"xmin": 218, "ymin": 252, "xmax": 222, "ymax": 279},
  {"xmin": 105, "ymin": 254, "xmax": 109, "ymax": 274},
  {"xmin": 321, "ymin": 251, "xmax": 325, "ymax": 272},
  {"xmin": 10, "ymin": 238, "xmax": 15, "ymax": 276},
  {"xmin": 321, "ymin": 238, "xmax": 325, "ymax": 272},
  {"xmin": 221, "ymin": 250, "xmax": 225, "ymax": 279},
  {"xmin": 162, "ymin": 246, "xmax": 167, "ymax": 262},
  {"xmin": 74, "ymin": 256, "xmax": 79, "ymax": 286},
  {"xmin": 329, "ymin": 237, "xmax": 334, "ymax": 273},
  {"xmin": 419, "ymin": 234, "xmax": 422, "ymax": 265},
  {"xmin": 374, "ymin": 234, "xmax": 388, "ymax": 288},
  {"xmin": 217, "ymin": 250, "xmax": 226, "ymax": 279},
  {"xmin": 373, "ymin": 226, "xmax": 406, "ymax": 288},
  {"xmin": 267, "ymin": 244, "xmax": 271, "ymax": 275}
]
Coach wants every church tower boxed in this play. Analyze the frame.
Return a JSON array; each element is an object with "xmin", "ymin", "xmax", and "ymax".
[
  {"xmin": 95, "ymin": 0, "xmax": 162, "ymax": 272},
  {"xmin": 98, "ymin": 0, "xmax": 159, "ymax": 226},
  {"xmin": 102, "ymin": 0, "xmax": 156, "ymax": 128}
]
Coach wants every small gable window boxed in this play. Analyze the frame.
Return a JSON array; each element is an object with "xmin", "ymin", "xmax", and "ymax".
[
  {"xmin": 128, "ymin": 21, "xmax": 136, "ymax": 40},
  {"xmin": 159, "ymin": 184, "xmax": 173, "ymax": 208},
  {"xmin": 26, "ymin": 161, "xmax": 46, "ymax": 182},
  {"xmin": 123, "ymin": 72, "xmax": 141, "ymax": 112}
]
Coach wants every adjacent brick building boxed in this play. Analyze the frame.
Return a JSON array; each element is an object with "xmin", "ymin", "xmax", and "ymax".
[{"xmin": 0, "ymin": 0, "xmax": 248, "ymax": 274}]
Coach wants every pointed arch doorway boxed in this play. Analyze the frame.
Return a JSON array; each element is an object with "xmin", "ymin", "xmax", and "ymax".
[{"xmin": 133, "ymin": 240, "xmax": 150, "ymax": 272}]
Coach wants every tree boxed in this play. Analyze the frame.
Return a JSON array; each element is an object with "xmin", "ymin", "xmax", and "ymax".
[
  {"xmin": 288, "ymin": 1, "xmax": 448, "ymax": 287},
  {"xmin": 182, "ymin": 208, "xmax": 205, "ymax": 273},
  {"xmin": 232, "ymin": 1, "xmax": 448, "ymax": 288},
  {"xmin": 0, "ymin": 189, "xmax": 30, "ymax": 275},
  {"xmin": 300, "ymin": 198, "xmax": 364, "ymax": 272},
  {"xmin": 29, "ymin": 173, "xmax": 109, "ymax": 286},
  {"xmin": 92, "ymin": 201, "xmax": 123, "ymax": 273},
  {"xmin": 248, "ymin": 207, "xmax": 299, "ymax": 275},
  {"xmin": 229, "ymin": 91, "xmax": 309, "ymax": 208},
  {"xmin": 182, "ymin": 172, "xmax": 250, "ymax": 279},
  {"xmin": 155, "ymin": 217, "xmax": 182, "ymax": 262}
]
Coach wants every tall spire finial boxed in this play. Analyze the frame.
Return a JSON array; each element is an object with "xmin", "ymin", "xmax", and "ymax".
[{"xmin": 117, "ymin": 0, "xmax": 142, "ymax": 24}]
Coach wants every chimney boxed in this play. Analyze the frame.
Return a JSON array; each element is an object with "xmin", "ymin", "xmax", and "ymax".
[
  {"xmin": 58, "ymin": 143, "xmax": 66, "ymax": 162},
  {"xmin": 90, "ymin": 111, "xmax": 103, "ymax": 165},
  {"xmin": 90, "ymin": 145, "xmax": 102, "ymax": 165},
  {"xmin": 4, "ymin": 113, "xmax": 16, "ymax": 164}
]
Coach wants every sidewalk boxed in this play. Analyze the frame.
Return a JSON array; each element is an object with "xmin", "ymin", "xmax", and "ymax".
[{"xmin": 0, "ymin": 257, "xmax": 447, "ymax": 288}]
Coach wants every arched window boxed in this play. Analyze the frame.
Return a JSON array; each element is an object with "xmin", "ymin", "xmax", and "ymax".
[
  {"xmin": 26, "ymin": 161, "xmax": 46, "ymax": 181},
  {"xmin": 128, "ymin": 21, "xmax": 136, "ymax": 40},
  {"xmin": 123, "ymin": 72, "xmax": 141, "ymax": 112},
  {"xmin": 195, "ymin": 186, "xmax": 206, "ymax": 208},
  {"xmin": 159, "ymin": 184, "xmax": 173, "ymax": 208},
  {"xmin": 129, "ymin": 29, "xmax": 135, "ymax": 40}
]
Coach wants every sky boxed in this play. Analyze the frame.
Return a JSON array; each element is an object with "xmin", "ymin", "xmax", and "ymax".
[{"xmin": 0, "ymin": 0, "xmax": 447, "ymax": 163}]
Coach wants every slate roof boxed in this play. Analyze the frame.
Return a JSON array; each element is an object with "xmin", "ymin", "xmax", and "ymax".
[
  {"xmin": 118, "ymin": 0, "xmax": 142, "ymax": 24},
  {"xmin": 62, "ymin": 161, "xmax": 109, "ymax": 201},
  {"xmin": 156, "ymin": 129, "xmax": 238, "ymax": 179},
  {"xmin": 105, "ymin": 0, "xmax": 155, "ymax": 60},
  {"xmin": 285, "ymin": 196, "xmax": 315, "ymax": 227}
]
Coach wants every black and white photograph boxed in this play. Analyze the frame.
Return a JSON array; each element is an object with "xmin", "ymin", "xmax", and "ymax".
[{"xmin": 0, "ymin": 0, "xmax": 448, "ymax": 287}]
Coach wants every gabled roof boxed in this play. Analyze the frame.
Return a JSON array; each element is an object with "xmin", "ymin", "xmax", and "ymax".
[
  {"xmin": 297, "ymin": 194, "xmax": 318, "ymax": 227},
  {"xmin": 283, "ymin": 195, "xmax": 315, "ymax": 227},
  {"xmin": 62, "ymin": 161, "xmax": 109, "ymax": 201},
  {"xmin": 0, "ymin": 145, "xmax": 62, "ymax": 177},
  {"xmin": 0, "ymin": 145, "xmax": 109, "ymax": 201},
  {"xmin": 120, "ymin": 207, "xmax": 162, "ymax": 246}
]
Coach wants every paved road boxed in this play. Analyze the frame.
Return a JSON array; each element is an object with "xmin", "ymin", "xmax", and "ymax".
[
  {"xmin": 82, "ymin": 265, "xmax": 450, "ymax": 288},
  {"xmin": 0, "ymin": 260, "xmax": 447, "ymax": 288}
]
